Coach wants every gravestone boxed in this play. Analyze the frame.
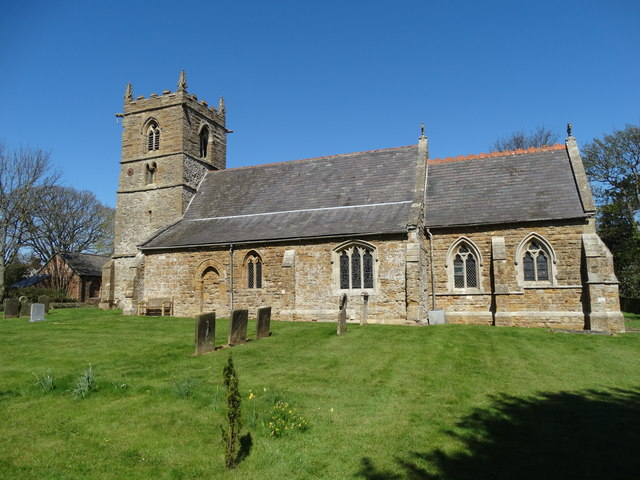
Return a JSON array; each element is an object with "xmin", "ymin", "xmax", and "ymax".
[
  {"xmin": 4, "ymin": 298, "xmax": 19, "ymax": 318},
  {"xmin": 337, "ymin": 294, "xmax": 347, "ymax": 335},
  {"xmin": 195, "ymin": 312, "xmax": 215, "ymax": 355},
  {"xmin": 19, "ymin": 299, "xmax": 32, "ymax": 318},
  {"xmin": 256, "ymin": 306, "xmax": 271, "ymax": 339},
  {"xmin": 38, "ymin": 295, "xmax": 51, "ymax": 313},
  {"xmin": 228, "ymin": 309, "xmax": 248, "ymax": 346},
  {"xmin": 30, "ymin": 303, "xmax": 45, "ymax": 322}
]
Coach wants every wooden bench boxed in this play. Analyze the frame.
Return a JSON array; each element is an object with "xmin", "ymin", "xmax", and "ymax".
[{"xmin": 137, "ymin": 297, "xmax": 173, "ymax": 316}]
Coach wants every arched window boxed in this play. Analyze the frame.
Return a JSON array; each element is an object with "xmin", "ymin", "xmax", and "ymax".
[
  {"xmin": 515, "ymin": 234, "xmax": 556, "ymax": 285},
  {"xmin": 146, "ymin": 162, "xmax": 157, "ymax": 184},
  {"xmin": 199, "ymin": 127, "xmax": 209, "ymax": 158},
  {"xmin": 335, "ymin": 242, "xmax": 376, "ymax": 290},
  {"xmin": 446, "ymin": 238, "xmax": 482, "ymax": 292},
  {"xmin": 246, "ymin": 252, "xmax": 262, "ymax": 289},
  {"xmin": 147, "ymin": 121, "xmax": 160, "ymax": 151}
]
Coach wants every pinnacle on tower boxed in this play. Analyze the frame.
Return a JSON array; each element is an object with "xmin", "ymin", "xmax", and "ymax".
[
  {"xmin": 218, "ymin": 96, "xmax": 226, "ymax": 114},
  {"xmin": 124, "ymin": 82, "xmax": 133, "ymax": 102},
  {"xmin": 178, "ymin": 70, "xmax": 188, "ymax": 91}
]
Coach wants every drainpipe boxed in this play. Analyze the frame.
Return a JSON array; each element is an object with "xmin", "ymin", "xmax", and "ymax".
[
  {"xmin": 426, "ymin": 228, "xmax": 436, "ymax": 310},
  {"xmin": 229, "ymin": 244, "xmax": 234, "ymax": 313}
]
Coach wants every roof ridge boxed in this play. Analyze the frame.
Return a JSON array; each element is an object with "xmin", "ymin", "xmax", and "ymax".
[
  {"xmin": 211, "ymin": 144, "xmax": 418, "ymax": 173},
  {"xmin": 428, "ymin": 143, "xmax": 565, "ymax": 165}
]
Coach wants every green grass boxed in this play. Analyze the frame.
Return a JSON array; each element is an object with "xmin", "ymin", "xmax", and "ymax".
[
  {"xmin": 1, "ymin": 308, "xmax": 640, "ymax": 479},
  {"xmin": 624, "ymin": 311, "xmax": 640, "ymax": 330}
]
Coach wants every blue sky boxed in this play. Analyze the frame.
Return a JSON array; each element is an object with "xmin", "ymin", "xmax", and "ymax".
[{"xmin": 0, "ymin": 0, "xmax": 638, "ymax": 207}]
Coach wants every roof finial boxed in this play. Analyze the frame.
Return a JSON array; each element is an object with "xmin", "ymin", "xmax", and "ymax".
[
  {"xmin": 567, "ymin": 122, "xmax": 573, "ymax": 137},
  {"xmin": 419, "ymin": 122, "xmax": 427, "ymax": 139},
  {"xmin": 218, "ymin": 96, "xmax": 226, "ymax": 114},
  {"xmin": 178, "ymin": 69, "xmax": 188, "ymax": 91},
  {"xmin": 124, "ymin": 82, "xmax": 133, "ymax": 102}
]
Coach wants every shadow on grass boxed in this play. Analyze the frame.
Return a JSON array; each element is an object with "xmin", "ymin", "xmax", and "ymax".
[
  {"xmin": 358, "ymin": 387, "xmax": 640, "ymax": 479},
  {"xmin": 237, "ymin": 432, "xmax": 253, "ymax": 465}
]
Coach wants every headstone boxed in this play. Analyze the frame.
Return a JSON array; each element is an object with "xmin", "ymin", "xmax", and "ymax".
[
  {"xmin": 228, "ymin": 309, "xmax": 248, "ymax": 346},
  {"xmin": 360, "ymin": 293, "xmax": 369, "ymax": 326},
  {"xmin": 4, "ymin": 298, "xmax": 19, "ymax": 318},
  {"xmin": 38, "ymin": 295, "xmax": 51, "ymax": 313},
  {"xmin": 256, "ymin": 306, "xmax": 271, "ymax": 339},
  {"xmin": 19, "ymin": 299, "xmax": 32, "ymax": 318},
  {"xmin": 30, "ymin": 303, "xmax": 45, "ymax": 322},
  {"xmin": 195, "ymin": 312, "xmax": 215, "ymax": 355},
  {"xmin": 337, "ymin": 294, "xmax": 347, "ymax": 335}
]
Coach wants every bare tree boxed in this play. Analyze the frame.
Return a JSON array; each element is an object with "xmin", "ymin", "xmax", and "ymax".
[
  {"xmin": 0, "ymin": 143, "xmax": 60, "ymax": 299},
  {"xmin": 490, "ymin": 126, "xmax": 560, "ymax": 152},
  {"xmin": 26, "ymin": 186, "xmax": 115, "ymax": 264}
]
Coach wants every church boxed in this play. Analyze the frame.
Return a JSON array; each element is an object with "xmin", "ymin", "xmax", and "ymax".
[{"xmin": 100, "ymin": 72, "xmax": 625, "ymax": 332}]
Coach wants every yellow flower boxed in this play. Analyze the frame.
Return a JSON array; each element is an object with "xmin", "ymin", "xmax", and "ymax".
[
  {"xmin": 330, "ymin": 408, "xmax": 334, "ymax": 413},
  {"xmin": 249, "ymin": 392, "xmax": 255, "ymax": 400}
]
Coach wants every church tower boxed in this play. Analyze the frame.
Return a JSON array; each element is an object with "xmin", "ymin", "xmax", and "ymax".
[{"xmin": 104, "ymin": 71, "xmax": 228, "ymax": 313}]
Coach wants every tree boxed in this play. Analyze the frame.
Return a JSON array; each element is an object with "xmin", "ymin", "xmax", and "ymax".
[
  {"xmin": 0, "ymin": 143, "xmax": 59, "ymax": 299},
  {"xmin": 582, "ymin": 124, "xmax": 640, "ymax": 228},
  {"xmin": 220, "ymin": 353, "xmax": 242, "ymax": 469},
  {"xmin": 25, "ymin": 186, "xmax": 115, "ymax": 264},
  {"xmin": 490, "ymin": 126, "xmax": 560, "ymax": 152}
]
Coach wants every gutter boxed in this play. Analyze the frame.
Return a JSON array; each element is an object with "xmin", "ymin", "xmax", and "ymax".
[{"xmin": 426, "ymin": 228, "xmax": 436, "ymax": 310}]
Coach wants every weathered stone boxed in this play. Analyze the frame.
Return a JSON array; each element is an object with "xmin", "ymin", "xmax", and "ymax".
[
  {"xmin": 195, "ymin": 312, "xmax": 215, "ymax": 355},
  {"xmin": 38, "ymin": 295, "xmax": 51, "ymax": 314},
  {"xmin": 30, "ymin": 303, "xmax": 45, "ymax": 322},
  {"xmin": 228, "ymin": 309, "xmax": 248, "ymax": 346},
  {"xmin": 337, "ymin": 294, "xmax": 347, "ymax": 335},
  {"xmin": 19, "ymin": 299, "xmax": 32, "ymax": 318},
  {"xmin": 4, "ymin": 298, "xmax": 18, "ymax": 318},
  {"xmin": 256, "ymin": 307, "xmax": 271, "ymax": 339}
]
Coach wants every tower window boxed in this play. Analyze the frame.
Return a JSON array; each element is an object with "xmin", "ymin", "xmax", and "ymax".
[
  {"xmin": 147, "ymin": 122, "xmax": 160, "ymax": 151},
  {"xmin": 200, "ymin": 127, "xmax": 209, "ymax": 158}
]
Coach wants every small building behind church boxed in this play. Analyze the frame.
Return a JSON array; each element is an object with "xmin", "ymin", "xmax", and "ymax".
[{"xmin": 101, "ymin": 73, "xmax": 624, "ymax": 332}]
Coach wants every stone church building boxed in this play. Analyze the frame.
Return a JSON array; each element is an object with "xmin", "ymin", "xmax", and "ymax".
[{"xmin": 101, "ymin": 72, "xmax": 624, "ymax": 332}]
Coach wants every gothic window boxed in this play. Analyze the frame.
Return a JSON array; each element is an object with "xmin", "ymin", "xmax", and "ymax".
[
  {"xmin": 199, "ymin": 127, "xmax": 209, "ymax": 158},
  {"xmin": 522, "ymin": 241, "xmax": 550, "ymax": 282},
  {"xmin": 336, "ymin": 242, "xmax": 376, "ymax": 290},
  {"xmin": 246, "ymin": 252, "xmax": 262, "ymax": 289},
  {"xmin": 452, "ymin": 243, "xmax": 479, "ymax": 289},
  {"xmin": 147, "ymin": 122, "xmax": 160, "ymax": 151}
]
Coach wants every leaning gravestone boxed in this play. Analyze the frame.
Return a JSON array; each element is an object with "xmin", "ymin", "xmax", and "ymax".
[
  {"xmin": 337, "ymin": 294, "xmax": 347, "ymax": 335},
  {"xmin": 30, "ymin": 303, "xmax": 45, "ymax": 322},
  {"xmin": 4, "ymin": 298, "xmax": 19, "ymax": 318},
  {"xmin": 38, "ymin": 295, "xmax": 51, "ymax": 314},
  {"xmin": 195, "ymin": 312, "xmax": 216, "ymax": 355},
  {"xmin": 228, "ymin": 309, "xmax": 248, "ymax": 346},
  {"xmin": 256, "ymin": 306, "xmax": 271, "ymax": 339}
]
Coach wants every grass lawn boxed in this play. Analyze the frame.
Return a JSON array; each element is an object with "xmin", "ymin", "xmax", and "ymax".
[
  {"xmin": 624, "ymin": 311, "xmax": 640, "ymax": 330},
  {"xmin": 1, "ymin": 308, "xmax": 640, "ymax": 480}
]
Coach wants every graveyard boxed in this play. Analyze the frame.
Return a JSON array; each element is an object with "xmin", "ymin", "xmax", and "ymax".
[{"xmin": 1, "ymin": 308, "xmax": 640, "ymax": 479}]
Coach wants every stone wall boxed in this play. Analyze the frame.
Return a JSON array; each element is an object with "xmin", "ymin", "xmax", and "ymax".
[{"xmin": 139, "ymin": 235, "xmax": 411, "ymax": 324}]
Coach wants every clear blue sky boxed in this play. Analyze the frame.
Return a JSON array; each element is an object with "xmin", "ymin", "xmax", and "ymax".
[{"xmin": 1, "ymin": 0, "xmax": 638, "ymax": 207}]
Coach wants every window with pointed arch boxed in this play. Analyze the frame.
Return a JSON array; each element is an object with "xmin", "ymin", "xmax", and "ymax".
[
  {"xmin": 147, "ymin": 121, "xmax": 160, "ymax": 151},
  {"xmin": 199, "ymin": 126, "xmax": 209, "ymax": 158},
  {"xmin": 447, "ymin": 239, "xmax": 482, "ymax": 292},
  {"xmin": 518, "ymin": 235, "xmax": 555, "ymax": 284},
  {"xmin": 246, "ymin": 252, "xmax": 263, "ymax": 289},
  {"xmin": 335, "ymin": 242, "xmax": 376, "ymax": 291}
]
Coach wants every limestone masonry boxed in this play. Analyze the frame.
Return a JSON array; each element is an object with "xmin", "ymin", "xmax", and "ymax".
[{"xmin": 101, "ymin": 72, "xmax": 625, "ymax": 332}]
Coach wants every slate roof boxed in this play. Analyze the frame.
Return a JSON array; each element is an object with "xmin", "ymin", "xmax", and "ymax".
[
  {"xmin": 141, "ymin": 143, "xmax": 588, "ymax": 249},
  {"xmin": 425, "ymin": 145, "xmax": 586, "ymax": 227},
  {"xmin": 59, "ymin": 252, "xmax": 110, "ymax": 276},
  {"xmin": 142, "ymin": 146, "xmax": 419, "ymax": 249},
  {"xmin": 9, "ymin": 274, "xmax": 51, "ymax": 288}
]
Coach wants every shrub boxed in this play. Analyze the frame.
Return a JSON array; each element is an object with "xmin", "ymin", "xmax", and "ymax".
[
  {"xmin": 32, "ymin": 369, "xmax": 56, "ymax": 393},
  {"xmin": 73, "ymin": 364, "xmax": 96, "ymax": 399},
  {"xmin": 220, "ymin": 354, "xmax": 242, "ymax": 469},
  {"xmin": 7, "ymin": 287, "xmax": 75, "ymax": 303}
]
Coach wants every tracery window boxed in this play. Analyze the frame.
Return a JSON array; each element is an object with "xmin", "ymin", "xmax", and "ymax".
[
  {"xmin": 246, "ymin": 252, "xmax": 262, "ymax": 289},
  {"xmin": 452, "ymin": 243, "xmax": 478, "ymax": 289},
  {"xmin": 147, "ymin": 121, "xmax": 160, "ymax": 151},
  {"xmin": 199, "ymin": 127, "xmax": 209, "ymax": 158},
  {"xmin": 337, "ymin": 244, "xmax": 375, "ymax": 290},
  {"xmin": 522, "ymin": 241, "xmax": 549, "ymax": 282}
]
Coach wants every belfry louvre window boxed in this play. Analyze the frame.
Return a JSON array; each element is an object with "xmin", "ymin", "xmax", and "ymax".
[
  {"xmin": 246, "ymin": 253, "xmax": 262, "ymax": 289},
  {"xmin": 339, "ymin": 245, "xmax": 374, "ymax": 290},
  {"xmin": 523, "ymin": 241, "xmax": 549, "ymax": 281},
  {"xmin": 199, "ymin": 127, "xmax": 209, "ymax": 158},
  {"xmin": 147, "ymin": 122, "xmax": 160, "ymax": 151},
  {"xmin": 453, "ymin": 244, "xmax": 478, "ymax": 289}
]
